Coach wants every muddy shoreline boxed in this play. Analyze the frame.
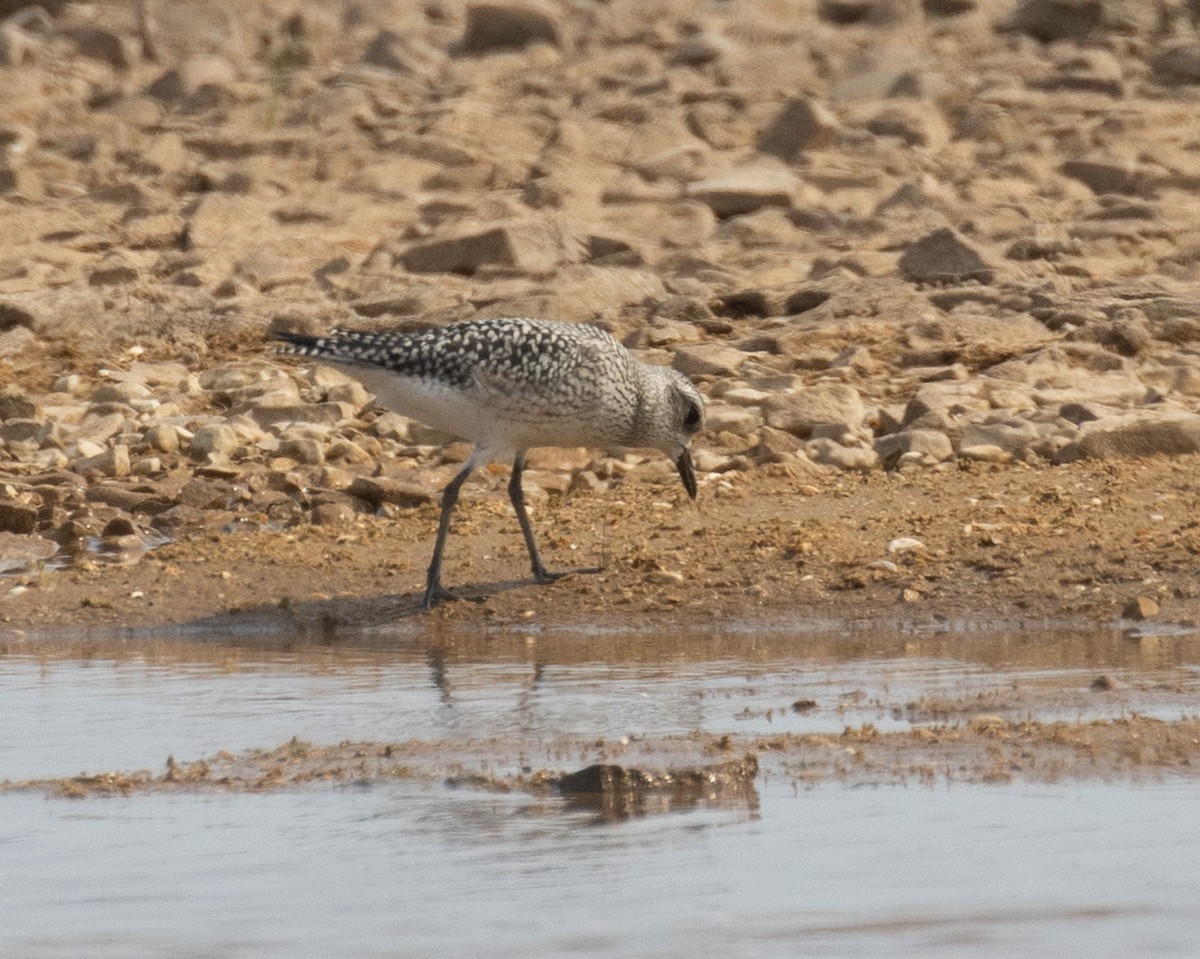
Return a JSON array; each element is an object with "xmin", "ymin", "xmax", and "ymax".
[{"xmin": 4, "ymin": 452, "xmax": 1200, "ymax": 637}]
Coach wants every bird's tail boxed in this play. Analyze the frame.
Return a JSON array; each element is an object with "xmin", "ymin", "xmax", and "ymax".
[{"xmin": 272, "ymin": 329, "xmax": 326, "ymax": 357}]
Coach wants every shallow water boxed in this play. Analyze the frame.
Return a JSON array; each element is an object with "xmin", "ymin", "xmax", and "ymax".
[
  {"xmin": 4, "ymin": 780, "xmax": 1199, "ymax": 958},
  {"xmin": 3, "ymin": 623, "xmax": 1200, "ymax": 957}
]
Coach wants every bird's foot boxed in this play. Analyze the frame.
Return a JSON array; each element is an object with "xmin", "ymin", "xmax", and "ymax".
[
  {"xmin": 532, "ymin": 566, "xmax": 565, "ymax": 586},
  {"xmin": 422, "ymin": 581, "xmax": 461, "ymax": 610}
]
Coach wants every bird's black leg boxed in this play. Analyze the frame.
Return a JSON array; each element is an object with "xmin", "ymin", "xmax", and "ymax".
[
  {"xmin": 509, "ymin": 452, "xmax": 562, "ymax": 585},
  {"xmin": 423, "ymin": 460, "xmax": 475, "ymax": 609}
]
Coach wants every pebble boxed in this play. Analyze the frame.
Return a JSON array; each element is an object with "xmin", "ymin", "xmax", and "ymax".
[
  {"xmin": 874, "ymin": 429, "xmax": 954, "ymax": 469},
  {"xmin": 73, "ymin": 445, "xmax": 130, "ymax": 477},
  {"xmin": 190, "ymin": 423, "xmax": 238, "ymax": 458},
  {"xmin": 144, "ymin": 423, "xmax": 180, "ymax": 453},
  {"xmin": 671, "ymin": 343, "xmax": 748, "ymax": 378},
  {"xmin": 326, "ymin": 439, "xmax": 374, "ymax": 465},
  {"xmin": 311, "ymin": 501, "xmax": 356, "ymax": 526},
  {"xmin": 277, "ymin": 437, "xmax": 324, "ymax": 466},
  {"xmin": 957, "ymin": 444, "xmax": 1014, "ymax": 464},
  {"xmin": 807, "ymin": 438, "xmax": 879, "ymax": 472},
  {"xmin": 1122, "ymin": 596, "xmax": 1159, "ymax": 621},
  {"xmin": 1056, "ymin": 412, "xmax": 1200, "ymax": 463},
  {"xmin": 346, "ymin": 476, "xmax": 432, "ymax": 508},
  {"xmin": 757, "ymin": 97, "xmax": 840, "ymax": 160},
  {"xmin": 899, "ymin": 229, "xmax": 993, "ymax": 284},
  {"xmin": 703, "ymin": 403, "xmax": 762, "ymax": 437},
  {"xmin": 685, "ymin": 167, "xmax": 798, "ymax": 218},
  {"xmin": 762, "ymin": 384, "xmax": 866, "ymax": 439}
]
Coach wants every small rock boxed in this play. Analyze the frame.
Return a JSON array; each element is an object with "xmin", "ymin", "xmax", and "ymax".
[
  {"xmin": 962, "ymin": 417, "xmax": 1062, "ymax": 457},
  {"xmin": 0, "ymin": 500, "xmax": 38, "ymax": 534},
  {"xmin": 887, "ymin": 537, "xmax": 925, "ymax": 554},
  {"xmin": 1061, "ymin": 158, "xmax": 1150, "ymax": 197},
  {"xmin": 686, "ymin": 167, "xmax": 797, "ymax": 218},
  {"xmin": 0, "ymin": 301, "xmax": 37, "ymax": 332},
  {"xmin": 190, "ymin": 423, "xmax": 239, "ymax": 458},
  {"xmin": 0, "ymin": 418, "xmax": 41, "ymax": 445},
  {"xmin": 924, "ymin": 0, "xmax": 977, "ymax": 13},
  {"xmin": 67, "ymin": 26, "xmax": 134, "ymax": 69},
  {"xmin": 100, "ymin": 516, "xmax": 137, "ymax": 538},
  {"xmin": 73, "ymin": 445, "xmax": 131, "ymax": 477},
  {"xmin": 1122, "ymin": 595, "xmax": 1159, "ymax": 621},
  {"xmin": 722, "ymin": 387, "xmax": 772, "ymax": 407},
  {"xmin": 0, "ymin": 14, "xmax": 46, "ymax": 68},
  {"xmin": 143, "ymin": 423, "xmax": 180, "ymax": 454},
  {"xmin": 92, "ymin": 381, "xmax": 151, "ymax": 404},
  {"xmin": 703, "ymin": 404, "xmax": 762, "ymax": 437},
  {"xmin": 459, "ymin": 1, "xmax": 561, "ymax": 55},
  {"xmin": 757, "ymin": 97, "xmax": 839, "ymax": 160},
  {"xmin": 1152, "ymin": 39, "xmax": 1200, "ymax": 84},
  {"xmin": 570, "ymin": 470, "xmax": 607, "ymax": 494},
  {"xmin": 865, "ymin": 102, "xmax": 950, "ymax": 150},
  {"xmin": 249, "ymin": 402, "xmax": 351, "ymax": 428},
  {"xmin": 632, "ymin": 146, "xmax": 708, "ymax": 183},
  {"xmin": 146, "ymin": 54, "xmax": 237, "ymax": 101},
  {"xmin": 873, "ymin": 429, "xmax": 953, "ymax": 469},
  {"xmin": 523, "ymin": 470, "xmax": 570, "ymax": 496},
  {"xmin": 670, "ymin": 31, "xmax": 734, "ymax": 66},
  {"xmin": 76, "ymin": 412, "xmax": 127, "ymax": 447},
  {"xmin": 398, "ymin": 221, "xmax": 577, "ymax": 276},
  {"xmin": 807, "ymin": 438, "xmax": 879, "ymax": 472},
  {"xmin": 325, "ymin": 381, "xmax": 373, "ymax": 408},
  {"xmin": 87, "ymin": 483, "xmax": 171, "ymax": 515},
  {"xmin": 899, "ymin": 228, "xmax": 993, "ymax": 284},
  {"xmin": 311, "ymin": 501, "xmax": 357, "ymax": 526},
  {"xmin": 74, "ymin": 439, "xmax": 106, "ymax": 460},
  {"xmin": 1030, "ymin": 49, "xmax": 1123, "ymax": 97},
  {"xmin": 1000, "ymin": 0, "xmax": 1102, "ymax": 42},
  {"xmin": 326, "ymin": 439, "xmax": 374, "ymax": 465},
  {"xmin": 362, "ymin": 29, "xmax": 447, "ymax": 77},
  {"xmin": 750, "ymin": 426, "xmax": 806, "ymax": 464},
  {"xmin": 346, "ymin": 476, "xmax": 432, "ymax": 508},
  {"xmin": 957, "ymin": 444, "xmax": 1013, "ymax": 464},
  {"xmin": 132, "ymin": 456, "xmax": 162, "ymax": 476},
  {"xmin": 762, "ymin": 384, "xmax": 866, "ymax": 438},
  {"xmin": 1090, "ymin": 674, "xmax": 1130, "ymax": 691},
  {"xmin": 277, "ymin": 437, "xmax": 324, "ymax": 465},
  {"xmin": 687, "ymin": 100, "xmax": 757, "ymax": 151},
  {"xmin": 87, "ymin": 253, "xmax": 139, "ymax": 286},
  {"xmin": 671, "ymin": 343, "xmax": 747, "ymax": 378},
  {"xmin": 1056, "ymin": 412, "xmax": 1200, "ymax": 463}
]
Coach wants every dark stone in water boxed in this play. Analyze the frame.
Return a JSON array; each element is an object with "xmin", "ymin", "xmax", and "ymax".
[{"xmin": 555, "ymin": 756, "xmax": 758, "ymax": 797}]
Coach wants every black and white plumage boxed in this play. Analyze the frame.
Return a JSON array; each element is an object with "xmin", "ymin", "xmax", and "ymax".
[{"xmin": 274, "ymin": 317, "xmax": 705, "ymax": 609}]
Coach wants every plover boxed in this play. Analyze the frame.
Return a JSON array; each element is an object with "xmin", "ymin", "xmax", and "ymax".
[{"xmin": 275, "ymin": 317, "xmax": 705, "ymax": 609}]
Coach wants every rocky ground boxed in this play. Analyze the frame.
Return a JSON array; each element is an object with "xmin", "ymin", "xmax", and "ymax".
[{"xmin": 3, "ymin": 0, "xmax": 1200, "ymax": 642}]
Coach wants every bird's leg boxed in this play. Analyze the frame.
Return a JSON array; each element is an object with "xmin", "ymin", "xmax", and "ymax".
[
  {"xmin": 423, "ymin": 460, "xmax": 476, "ymax": 609},
  {"xmin": 509, "ymin": 452, "xmax": 562, "ymax": 585}
]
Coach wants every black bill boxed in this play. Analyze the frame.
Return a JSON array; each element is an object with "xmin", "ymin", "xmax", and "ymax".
[{"xmin": 676, "ymin": 449, "xmax": 697, "ymax": 500}]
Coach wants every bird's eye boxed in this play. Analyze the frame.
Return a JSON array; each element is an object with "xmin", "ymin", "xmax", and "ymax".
[{"xmin": 683, "ymin": 403, "xmax": 701, "ymax": 431}]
